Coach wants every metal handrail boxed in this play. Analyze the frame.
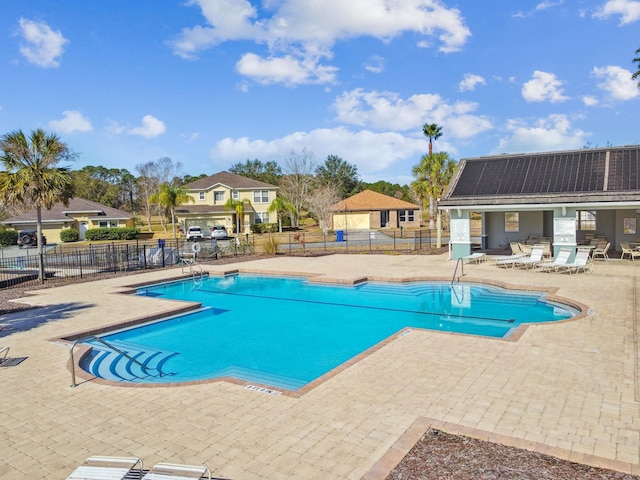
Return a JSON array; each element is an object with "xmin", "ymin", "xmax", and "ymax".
[
  {"xmin": 69, "ymin": 335, "xmax": 156, "ymax": 388},
  {"xmin": 451, "ymin": 257, "xmax": 465, "ymax": 285}
]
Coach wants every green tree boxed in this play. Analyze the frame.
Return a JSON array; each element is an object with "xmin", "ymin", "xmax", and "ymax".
[
  {"xmin": 229, "ymin": 159, "xmax": 282, "ymax": 185},
  {"xmin": 422, "ymin": 123, "xmax": 443, "ymax": 157},
  {"xmin": 357, "ymin": 180, "xmax": 412, "ymax": 202},
  {"xmin": 633, "ymin": 47, "xmax": 640, "ymax": 88},
  {"xmin": 314, "ymin": 155, "xmax": 360, "ymax": 198},
  {"xmin": 411, "ymin": 152, "xmax": 457, "ymax": 229},
  {"xmin": 0, "ymin": 129, "xmax": 75, "ymax": 281},
  {"xmin": 267, "ymin": 196, "xmax": 296, "ymax": 232},
  {"xmin": 148, "ymin": 183, "xmax": 193, "ymax": 240},
  {"xmin": 224, "ymin": 198, "xmax": 252, "ymax": 234}
]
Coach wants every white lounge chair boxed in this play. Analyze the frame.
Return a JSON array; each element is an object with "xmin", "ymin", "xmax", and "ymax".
[
  {"xmin": 511, "ymin": 244, "xmax": 545, "ymax": 269},
  {"xmin": 620, "ymin": 242, "xmax": 640, "ymax": 262},
  {"xmin": 536, "ymin": 248, "xmax": 572, "ymax": 272},
  {"xmin": 463, "ymin": 252, "xmax": 486, "ymax": 264},
  {"xmin": 592, "ymin": 242, "xmax": 610, "ymax": 261},
  {"xmin": 558, "ymin": 248, "xmax": 593, "ymax": 274},
  {"xmin": 0, "ymin": 346, "xmax": 9, "ymax": 364},
  {"xmin": 66, "ymin": 455, "xmax": 142, "ymax": 480},
  {"xmin": 142, "ymin": 462, "xmax": 212, "ymax": 479}
]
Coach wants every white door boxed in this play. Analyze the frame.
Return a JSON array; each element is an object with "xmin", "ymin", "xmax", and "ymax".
[{"xmin": 79, "ymin": 222, "xmax": 89, "ymax": 240}]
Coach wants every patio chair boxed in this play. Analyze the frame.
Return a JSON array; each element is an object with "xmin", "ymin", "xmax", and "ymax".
[
  {"xmin": 558, "ymin": 248, "xmax": 593, "ymax": 274},
  {"xmin": 511, "ymin": 244, "xmax": 545, "ymax": 269},
  {"xmin": 0, "ymin": 346, "xmax": 9, "ymax": 364},
  {"xmin": 620, "ymin": 242, "xmax": 640, "ymax": 262},
  {"xmin": 142, "ymin": 462, "xmax": 212, "ymax": 479},
  {"xmin": 592, "ymin": 242, "xmax": 610, "ymax": 261},
  {"xmin": 536, "ymin": 247, "xmax": 573, "ymax": 273},
  {"xmin": 66, "ymin": 455, "xmax": 142, "ymax": 480}
]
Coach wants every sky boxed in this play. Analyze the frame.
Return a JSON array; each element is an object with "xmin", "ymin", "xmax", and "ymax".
[{"xmin": 0, "ymin": 1, "xmax": 639, "ymax": 186}]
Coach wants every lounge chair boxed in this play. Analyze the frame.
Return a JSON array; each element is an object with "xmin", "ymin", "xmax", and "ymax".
[
  {"xmin": 0, "ymin": 346, "xmax": 9, "ymax": 364},
  {"xmin": 620, "ymin": 242, "xmax": 640, "ymax": 262},
  {"xmin": 511, "ymin": 244, "xmax": 545, "ymax": 269},
  {"xmin": 592, "ymin": 242, "xmax": 610, "ymax": 261},
  {"xmin": 558, "ymin": 248, "xmax": 593, "ymax": 274},
  {"xmin": 66, "ymin": 455, "xmax": 142, "ymax": 480},
  {"xmin": 536, "ymin": 247, "xmax": 572, "ymax": 272},
  {"xmin": 463, "ymin": 252, "xmax": 486, "ymax": 264},
  {"xmin": 142, "ymin": 462, "xmax": 212, "ymax": 479}
]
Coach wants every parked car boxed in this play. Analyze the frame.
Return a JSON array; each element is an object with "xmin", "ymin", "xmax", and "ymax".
[
  {"xmin": 17, "ymin": 230, "xmax": 46, "ymax": 248},
  {"xmin": 186, "ymin": 226, "xmax": 204, "ymax": 241},
  {"xmin": 211, "ymin": 225, "xmax": 227, "ymax": 239}
]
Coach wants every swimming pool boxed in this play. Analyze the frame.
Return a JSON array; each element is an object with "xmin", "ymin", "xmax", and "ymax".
[{"xmin": 79, "ymin": 274, "xmax": 577, "ymax": 391}]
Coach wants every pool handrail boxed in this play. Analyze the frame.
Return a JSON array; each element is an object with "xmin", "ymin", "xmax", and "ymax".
[
  {"xmin": 451, "ymin": 257, "xmax": 465, "ymax": 285},
  {"xmin": 70, "ymin": 335, "xmax": 158, "ymax": 388}
]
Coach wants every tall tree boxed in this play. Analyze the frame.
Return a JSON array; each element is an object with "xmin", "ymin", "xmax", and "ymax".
[
  {"xmin": 305, "ymin": 184, "xmax": 340, "ymax": 234},
  {"xmin": 633, "ymin": 47, "xmax": 640, "ymax": 88},
  {"xmin": 149, "ymin": 183, "xmax": 193, "ymax": 240},
  {"xmin": 136, "ymin": 157, "xmax": 183, "ymax": 230},
  {"xmin": 314, "ymin": 155, "xmax": 360, "ymax": 199},
  {"xmin": 0, "ymin": 129, "xmax": 75, "ymax": 282},
  {"xmin": 267, "ymin": 196, "xmax": 296, "ymax": 233},
  {"xmin": 411, "ymin": 152, "xmax": 457, "ymax": 229},
  {"xmin": 224, "ymin": 198, "xmax": 252, "ymax": 234},
  {"xmin": 422, "ymin": 123, "xmax": 443, "ymax": 157},
  {"xmin": 279, "ymin": 148, "xmax": 316, "ymax": 227},
  {"xmin": 229, "ymin": 159, "xmax": 282, "ymax": 185}
]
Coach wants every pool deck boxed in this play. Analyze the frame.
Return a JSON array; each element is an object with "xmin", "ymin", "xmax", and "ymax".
[{"xmin": 1, "ymin": 253, "xmax": 639, "ymax": 479}]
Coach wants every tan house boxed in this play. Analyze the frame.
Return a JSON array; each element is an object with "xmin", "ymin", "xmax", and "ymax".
[
  {"xmin": 331, "ymin": 190, "xmax": 421, "ymax": 230},
  {"xmin": 1, "ymin": 197, "xmax": 136, "ymax": 243},
  {"xmin": 178, "ymin": 171, "xmax": 278, "ymax": 234}
]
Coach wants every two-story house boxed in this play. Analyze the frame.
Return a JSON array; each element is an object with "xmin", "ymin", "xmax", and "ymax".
[{"xmin": 177, "ymin": 171, "xmax": 278, "ymax": 234}]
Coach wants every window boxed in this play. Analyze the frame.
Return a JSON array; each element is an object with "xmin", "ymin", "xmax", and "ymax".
[
  {"xmin": 98, "ymin": 221, "xmax": 116, "ymax": 228},
  {"xmin": 199, "ymin": 191, "xmax": 205, "ymax": 201},
  {"xmin": 232, "ymin": 190, "xmax": 239, "ymax": 199},
  {"xmin": 504, "ymin": 212, "xmax": 519, "ymax": 232},
  {"xmin": 577, "ymin": 210, "xmax": 596, "ymax": 231},
  {"xmin": 254, "ymin": 212, "xmax": 269, "ymax": 224},
  {"xmin": 399, "ymin": 210, "xmax": 415, "ymax": 222},
  {"xmin": 254, "ymin": 190, "xmax": 269, "ymax": 203},
  {"xmin": 214, "ymin": 191, "xmax": 225, "ymax": 202}
]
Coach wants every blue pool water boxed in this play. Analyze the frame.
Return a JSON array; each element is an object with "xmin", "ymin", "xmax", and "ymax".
[{"xmin": 80, "ymin": 275, "xmax": 576, "ymax": 390}]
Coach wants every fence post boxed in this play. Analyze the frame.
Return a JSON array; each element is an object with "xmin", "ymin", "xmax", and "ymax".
[{"xmin": 78, "ymin": 247, "xmax": 83, "ymax": 279}]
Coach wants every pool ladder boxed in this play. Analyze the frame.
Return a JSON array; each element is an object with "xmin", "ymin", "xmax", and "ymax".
[
  {"xmin": 69, "ymin": 335, "xmax": 158, "ymax": 387},
  {"xmin": 181, "ymin": 257, "xmax": 204, "ymax": 284},
  {"xmin": 451, "ymin": 257, "xmax": 466, "ymax": 285}
]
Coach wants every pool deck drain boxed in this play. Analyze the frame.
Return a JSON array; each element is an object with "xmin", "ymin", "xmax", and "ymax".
[{"xmin": 1, "ymin": 253, "xmax": 639, "ymax": 479}]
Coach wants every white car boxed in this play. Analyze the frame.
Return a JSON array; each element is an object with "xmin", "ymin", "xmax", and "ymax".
[{"xmin": 186, "ymin": 226, "xmax": 204, "ymax": 241}]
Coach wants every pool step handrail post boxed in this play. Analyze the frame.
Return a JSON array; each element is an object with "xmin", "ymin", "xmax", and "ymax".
[{"xmin": 451, "ymin": 257, "xmax": 465, "ymax": 285}]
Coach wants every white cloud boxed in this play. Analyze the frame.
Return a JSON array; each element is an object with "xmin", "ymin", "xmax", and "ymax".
[
  {"xmin": 458, "ymin": 73, "xmax": 486, "ymax": 92},
  {"xmin": 494, "ymin": 114, "xmax": 589, "ymax": 154},
  {"xmin": 49, "ymin": 111, "xmax": 92, "ymax": 133},
  {"xmin": 235, "ymin": 53, "xmax": 338, "ymax": 85},
  {"xmin": 582, "ymin": 95, "xmax": 599, "ymax": 106},
  {"xmin": 106, "ymin": 121, "xmax": 126, "ymax": 136},
  {"xmin": 17, "ymin": 18, "xmax": 68, "ymax": 68},
  {"xmin": 128, "ymin": 115, "xmax": 166, "ymax": 138},
  {"xmin": 536, "ymin": 0, "xmax": 564, "ymax": 11},
  {"xmin": 212, "ymin": 127, "xmax": 426, "ymax": 178},
  {"xmin": 592, "ymin": 65, "xmax": 639, "ymax": 101},
  {"xmin": 169, "ymin": 0, "xmax": 471, "ymax": 85},
  {"xmin": 593, "ymin": 0, "xmax": 640, "ymax": 24},
  {"xmin": 364, "ymin": 55, "xmax": 385, "ymax": 74},
  {"xmin": 521, "ymin": 71, "xmax": 569, "ymax": 103},
  {"xmin": 332, "ymin": 88, "xmax": 492, "ymax": 138}
]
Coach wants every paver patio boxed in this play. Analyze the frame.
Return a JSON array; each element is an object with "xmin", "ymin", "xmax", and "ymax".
[{"xmin": 0, "ymin": 253, "xmax": 639, "ymax": 479}]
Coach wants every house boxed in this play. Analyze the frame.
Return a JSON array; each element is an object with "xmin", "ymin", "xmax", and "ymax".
[
  {"xmin": 330, "ymin": 189, "xmax": 421, "ymax": 230},
  {"xmin": 439, "ymin": 145, "xmax": 640, "ymax": 259},
  {"xmin": 178, "ymin": 171, "xmax": 278, "ymax": 234},
  {"xmin": 1, "ymin": 197, "xmax": 136, "ymax": 243}
]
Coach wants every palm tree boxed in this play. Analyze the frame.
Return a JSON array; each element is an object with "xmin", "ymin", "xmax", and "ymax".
[
  {"xmin": 148, "ymin": 183, "xmax": 193, "ymax": 240},
  {"xmin": 411, "ymin": 152, "xmax": 457, "ymax": 229},
  {"xmin": 422, "ymin": 123, "xmax": 443, "ymax": 157},
  {"xmin": 224, "ymin": 198, "xmax": 252, "ymax": 234},
  {"xmin": 0, "ymin": 129, "xmax": 75, "ymax": 282},
  {"xmin": 267, "ymin": 196, "xmax": 296, "ymax": 233},
  {"xmin": 633, "ymin": 47, "xmax": 640, "ymax": 88}
]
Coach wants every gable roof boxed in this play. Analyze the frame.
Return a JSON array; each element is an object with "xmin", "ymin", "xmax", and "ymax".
[
  {"xmin": 440, "ymin": 145, "xmax": 640, "ymax": 207},
  {"xmin": 184, "ymin": 171, "xmax": 277, "ymax": 190},
  {"xmin": 1, "ymin": 198, "xmax": 134, "ymax": 224},
  {"xmin": 332, "ymin": 190, "xmax": 420, "ymax": 212}
]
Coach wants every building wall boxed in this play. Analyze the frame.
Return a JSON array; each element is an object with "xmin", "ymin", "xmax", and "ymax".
[
  {"xmin": 332, "ymin": 212, "xmax": 370, "ymax": 230},
  {"xmin": 485, "ymin": 210, "xmax": 545, "ymax": 249}
]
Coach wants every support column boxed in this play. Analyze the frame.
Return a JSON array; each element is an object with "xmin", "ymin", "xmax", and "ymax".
[
  {"xmin": 553, "ymin": 207, "xmax": 577, "ymax": 261},
  {"xmin": 450, "ymin": 209, "xmax": 471, "ymax": 260}
]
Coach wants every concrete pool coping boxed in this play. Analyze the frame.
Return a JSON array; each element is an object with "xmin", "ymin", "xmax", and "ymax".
[{"xmin": 1, "ymin": 253, "xmax": 639, "ymax": 478}]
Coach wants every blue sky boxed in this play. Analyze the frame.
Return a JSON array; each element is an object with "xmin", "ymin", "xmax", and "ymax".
[{"xmin": 1, "ymin": 1, "xmax": 638, "ymax": 186}]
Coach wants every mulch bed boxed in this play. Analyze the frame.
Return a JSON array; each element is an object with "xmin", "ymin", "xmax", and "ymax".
[{"xmin": 386, "ymin": 429, "xmax": 639, "ymax": 480}]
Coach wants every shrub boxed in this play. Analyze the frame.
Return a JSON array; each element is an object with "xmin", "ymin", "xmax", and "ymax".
[
  {"xmin": 85, "ymin": 227, "xmax": 139, "ymax": 241},
  {"xmin": 251, "ymin": 223, "xmax": 278, "ymax": 234},
  {"xmin": 0, "ymin": 227, "xmax": 18, "ymax": 247},
  {"xmin": 262, "ymin": 235, "xmax": 279, "ymax": 255},
  {"xmin": 60, "ymin": 228, "xmax": 79, "ymax": 243}
]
